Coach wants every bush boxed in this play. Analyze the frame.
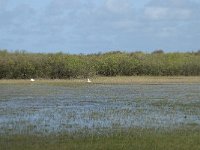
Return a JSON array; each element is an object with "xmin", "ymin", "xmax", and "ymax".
[{"xmin": 0, "ymin": 50, "xmax": 200, "ymax": 79}]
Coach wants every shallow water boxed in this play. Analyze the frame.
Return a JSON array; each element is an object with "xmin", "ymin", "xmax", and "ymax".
[{"xmin": 0, "ymin": 83, "xmax": 200, "ymax": 134}]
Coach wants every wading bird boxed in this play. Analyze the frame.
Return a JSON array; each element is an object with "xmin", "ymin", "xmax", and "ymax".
[
  {"xmin": 87, "ymin": 78, "xmax": 91, "ymax": 83},
  {"xmin": 30, "ymin": 78, "xmax": 35, "ymax": 82}
]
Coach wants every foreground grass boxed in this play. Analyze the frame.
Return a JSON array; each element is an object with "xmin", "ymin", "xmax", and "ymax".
[
  {"xmin": 0, "ymin": 76, "xmax": 200, "ymax": 85},
  {"xmin": 1, "ymin": 128, "xmax": 200, "ymax": 150}
]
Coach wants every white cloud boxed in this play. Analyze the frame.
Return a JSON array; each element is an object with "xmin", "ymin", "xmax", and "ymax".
[
  {"xmin": 105, "ymin": 0, "xmax": 134, "ymax": 14},
  {"xmin": 144, "ymin": 6, "xmax": 191, "ymax": 20},
  {"xmin": 144, "ymin": 7, "xmax": 168, "ymax": 20},
  {"xmin": 143, "ymin": 0, "xmax": 198, "ymax": 20}
]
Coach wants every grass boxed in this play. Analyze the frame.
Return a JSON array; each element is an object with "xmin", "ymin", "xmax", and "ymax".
[
  {"xmin": 1, "ymin": 128, "xmax": 200, "ymax": 150},
  {"xmin": 0, "ymin": 76, "xmax": 200, "ymax": 85}
]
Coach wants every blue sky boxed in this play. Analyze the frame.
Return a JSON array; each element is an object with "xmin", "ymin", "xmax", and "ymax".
[{"xmin": 0, "ymin": 0, "xmax": 200, "ymax": 54}]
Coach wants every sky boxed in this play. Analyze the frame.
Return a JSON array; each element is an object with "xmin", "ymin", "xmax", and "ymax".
[{"xmin": 0, "ymin": 0, "xmax": 200, "ymax": 54}]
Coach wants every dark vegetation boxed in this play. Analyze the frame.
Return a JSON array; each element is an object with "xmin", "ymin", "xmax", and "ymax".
[{"xmin": 0, "ymin": 49, "xmax": 200, "ymax": 79}]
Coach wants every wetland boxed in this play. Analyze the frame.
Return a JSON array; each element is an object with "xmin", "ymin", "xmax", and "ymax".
[{"xmin": 0, "ymin": 78, "xmax": 200, "ymax": 150}]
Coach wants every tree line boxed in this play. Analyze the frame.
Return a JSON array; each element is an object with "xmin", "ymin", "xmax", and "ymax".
[{"xmin": 0, "ymin": 49, "xmax": 200, "ymax": 79}]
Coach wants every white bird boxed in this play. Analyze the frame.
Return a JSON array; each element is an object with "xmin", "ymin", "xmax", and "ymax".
[
  {"xmin": 30, "ymin": 78, "xmax": 35, "ymax": 82},
  {"xmin": 87, "ymin": 78, "xmax": 91, "ymax": 83}
]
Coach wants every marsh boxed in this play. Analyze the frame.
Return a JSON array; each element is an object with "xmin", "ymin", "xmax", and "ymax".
[{"xmin": 0, "ymin": 82, "xmax": 200, "ymax": 135}]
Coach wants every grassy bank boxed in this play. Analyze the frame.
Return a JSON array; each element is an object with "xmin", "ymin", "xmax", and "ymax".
[
  {"xmin": 0, "ymin": 76, "xmax": 200, "ymax": 85},
  {"xmin": 93, "ymin": 76, "xmax": 200, "ymax": 84},
  {"xmin": 1, "ymin": 128, "xmax": 200, "ymax": 150}
]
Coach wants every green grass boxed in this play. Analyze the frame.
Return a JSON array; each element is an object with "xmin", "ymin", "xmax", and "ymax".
[{"xmin": 1, "ymin": 128, "xmax": 200, "ymax": 150}]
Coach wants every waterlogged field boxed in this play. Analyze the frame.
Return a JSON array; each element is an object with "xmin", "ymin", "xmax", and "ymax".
[
  {"xmin": 0, "ymin": 80, "xmax": 200, "ymax": 150},
  {"xmin": 0, "ymin": 82, "xmax": 200, "ymax": 134}
]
